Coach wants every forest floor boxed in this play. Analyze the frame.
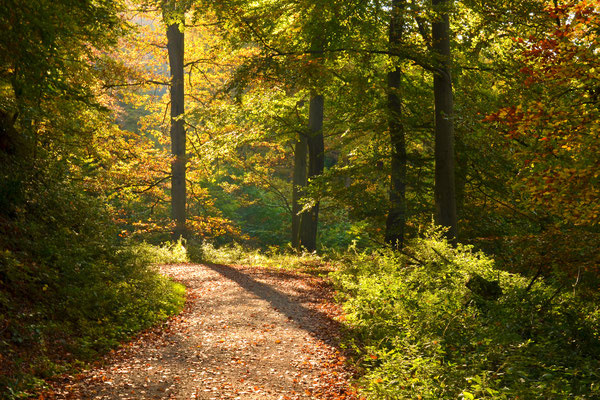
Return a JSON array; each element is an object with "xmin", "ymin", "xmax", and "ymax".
[{"xmin": 43, "ymin": 263, "xmax": 359, "ymax": 399}]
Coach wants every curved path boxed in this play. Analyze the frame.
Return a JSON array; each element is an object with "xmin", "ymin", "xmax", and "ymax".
[{"xmin": 47, "ymin": 263, "xmax": 358, "ymax": 399}]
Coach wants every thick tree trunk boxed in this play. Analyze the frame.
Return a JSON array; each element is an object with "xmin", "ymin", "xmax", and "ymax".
[
  {"xmin": 299, "ymin": 94, "xmax": 324, "ymax": 252},
  {"xmin": 432, "ymin": 0, "xmax": 457, "ymax": 240},
  {"xmin": 167, "ymin": 22, "xmax": 186, "ymax": 240},
  {"xmin": 384, "ymin": 0, "xmax": 407, "ymax": 249},
  {"xmin": 291, "ymin": 133, "xmax": 308, "ymax": 250}
]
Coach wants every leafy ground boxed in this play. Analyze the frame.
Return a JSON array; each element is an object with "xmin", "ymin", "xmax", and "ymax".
[{"xmin": 40, "ymin": 263, "xmax": 358, "ymax": 399}]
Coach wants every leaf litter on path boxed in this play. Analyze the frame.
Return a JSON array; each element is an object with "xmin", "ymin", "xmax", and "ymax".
[{"xmin": 42, "ymin": 263, "xmax": 360, "ymax": 399}]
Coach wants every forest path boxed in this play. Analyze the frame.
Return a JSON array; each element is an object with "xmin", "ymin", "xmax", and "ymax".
[{"xmin": 48, "ymin": 263, "xmax": 357, "ymax": 399}]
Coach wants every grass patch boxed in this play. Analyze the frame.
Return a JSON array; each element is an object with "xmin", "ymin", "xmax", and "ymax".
[
  {"xmin": 197, "ymin": 242, "xmax": 329, "ymax": 275},
  {"xmin": 125, "ymin": 239, "xmax": 189, "ymax": 265}
]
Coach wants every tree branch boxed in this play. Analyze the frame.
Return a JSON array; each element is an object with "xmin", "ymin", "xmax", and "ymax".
[{"xmin": 103, "ymin": 79, "xmax": 169, "ymax": 89}]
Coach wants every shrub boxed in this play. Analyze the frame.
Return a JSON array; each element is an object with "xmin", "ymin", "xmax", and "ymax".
[
  {"xmin": 331, "ymin": 227, "xmax": 600, "ymax": 399},
  {"xmin": 0, "ymin": 159, "xmax": 186, "ymax": 398},
  {"xmin": 198, "ymin": 241, "xmax": 328, "ymax": 275},
  {"xmin": 186, "ymin": 239, "xmax": 204, "ymax": 263},
  {"xmin": 124, "ymin": 239, "xmax": 189, "ymax": 265}
]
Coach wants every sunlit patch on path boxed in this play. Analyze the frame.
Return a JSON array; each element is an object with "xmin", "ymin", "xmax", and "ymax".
[{"xmin": 45, "ymin": 263, "xmax": 358, "ymax": 399}]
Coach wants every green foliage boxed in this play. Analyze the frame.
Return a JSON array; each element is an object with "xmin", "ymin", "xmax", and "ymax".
[
  {"xmin": 0, "ymin": 1, "xmax": 191, "ymax": 397},
  {"xmin": 125, "ymin": 239, "xmax": 189, "ymax": 265},
  {"xmin": 0, "ymin": 158, "xmax": 185, "ymax": 398},
  {"xmin": 482, "ymin": 1, "xmax": 600, "ymax": 227},
  {"xmin": 332, "ymin": 227, "xmax": 600, "ymax": 399},
  {"xmin": 2, "ymin": 0, "xmax": 599, "ymax": 396},
  {"xmin": 186, "ymin": 239, "xmax": 205, "ymax": 264},
  {"xmin": 199, "ymin": 242, "xmax": 328, "ymax": 275}
]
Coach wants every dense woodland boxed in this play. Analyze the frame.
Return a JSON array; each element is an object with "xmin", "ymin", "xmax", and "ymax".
[{"xmin": 1, "ymin": 0, "xmax": 599, "ymax": 398}]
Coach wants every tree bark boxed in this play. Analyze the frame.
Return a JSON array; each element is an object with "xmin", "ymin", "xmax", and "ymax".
[
  {"xmin": 384, "ymin": 0, "xmax": 407, "ymax": 249},
  {"xmin": 166, "ymin": 21, "xmax": 186, "ymax": 240},
  {"xmin": 454, "ymin": 135, "xmax": 466, "ymax": 222},
  {"xmin": 291, "ymin": 132, "xmax": 308, "ymax": 250},
  {"xmin": 432, "ymin": 0, "xmax": 457, "ymax": 240},
  {"xmin": 299, "ymin": 94, "xmax": 324, "ymax": 252}
]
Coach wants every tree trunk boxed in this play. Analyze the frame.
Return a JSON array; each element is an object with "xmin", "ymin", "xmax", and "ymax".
[
  {"xmin": 300, "ymin": 94, "xmax": 324, "ymax": 252},
  {"xmin": 291, "ymin": 132, "xmax": 308, "ymax": 250},
  {"xmin": 166, "ymin": 22, "xmax": 186, "ymax": 240},
  {"xmin": 454, "ymin": 135, "xmax": 466, "ymax": 222},
  {"xmin": 384, "ymin": 0, "xmax": 407, "ymax": 249},
  {"xmin": 432, "ymin": 0, "xmax": 457, "ymax": 240}
]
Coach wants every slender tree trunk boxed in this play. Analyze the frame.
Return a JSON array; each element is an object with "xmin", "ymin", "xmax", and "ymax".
[
  {"xmin": 167, "ymin": 22, "xmax": 186, "ymax": 240},
  {"xmin": 432, "ymin": 0, "xmax": 457, "ymax": 240},
  {"xmin": 291, "ymin": 133, "xmax": 308, "ymax": 250},
  {"xmin": 454, "ymin": 135, "xmax": 466, "ymax": 221},
  {"xmin": 0, "ymin": 111, "xmax": 18, "ymax": 156},
  {"xmin": 300, "ymin": 94, "xmax": 324, "ymax": 252},
  {"xmin": 384, "ymin": 0, "xmax": 407, "ymax": 249}
]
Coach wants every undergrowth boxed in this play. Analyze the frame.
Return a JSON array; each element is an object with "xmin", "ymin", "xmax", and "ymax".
[
  {"xmin": 0, "ymin": 159, "xmax": 186, "ymax": 399},
  {"xmin": 146, "ymin": 234, "xmax": 600, "ymax": 399},
  {"xmin": 331, "ymin": 227, "xmax": 600, "ymax": 399},
  {"xmin": 126, "ymin": 239, "xmax": 189, "ymax": 265},
  {"xmin": 198, "ymin": 242, "xmax": 328, "ymax": 275}
]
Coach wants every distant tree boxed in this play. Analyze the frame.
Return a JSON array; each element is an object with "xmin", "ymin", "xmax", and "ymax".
[
  {"xmin": 299, "ymin": 93, "xmax": 324, "ymax": 251},
  {"xmin": 292, "ymin": 128, "xmax": 308, "ymax": 249}
]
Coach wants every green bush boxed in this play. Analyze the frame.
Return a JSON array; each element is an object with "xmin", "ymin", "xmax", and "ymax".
[
  {"xmin": 124, "ymin": 239, "xmax": 189, "ymax": 265},
  {"xmin": 198, "ymin": 241, "xmax": 328, "ymax": 275},
  {"xmin": 186, "ymin": 239, "xmax": 205, "ymax": 264},
  {"xmin": 198, "ymin": 242, "xmax": 248, "ymax": 265},
  {"xmin": 0, "ymin": 159, "xmax": 186, "ymax": 398},
  {"xmin": 332, "ymin": 227, "xmax": 600, "ymax": 399}
]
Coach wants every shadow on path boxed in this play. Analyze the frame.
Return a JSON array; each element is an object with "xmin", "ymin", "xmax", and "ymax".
[{"xmin": 203, "ymin": 263, "xmax": 343, "ymax": 348}]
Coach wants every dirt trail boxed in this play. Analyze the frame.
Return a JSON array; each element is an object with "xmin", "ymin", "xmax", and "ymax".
[{"xmin": 47, "ymin": 263, "xmax": 358, "ymax": 399}]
